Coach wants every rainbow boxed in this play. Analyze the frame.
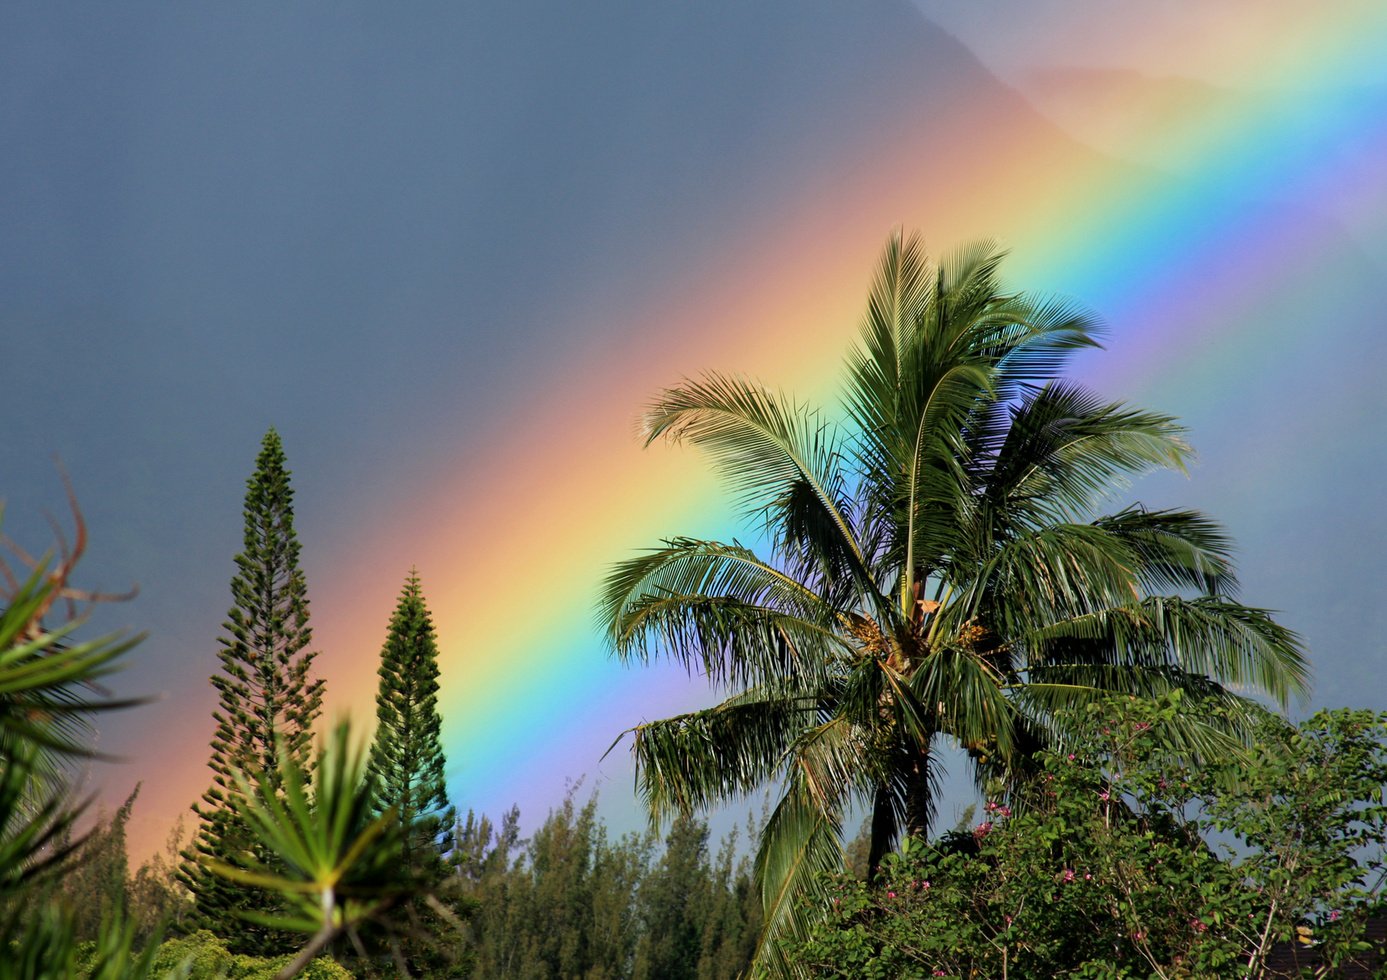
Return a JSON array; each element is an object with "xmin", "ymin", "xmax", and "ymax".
[
  {"xmin": 312, "ymin": 9, "xmax": 1387, "ymax": 829},
  {"xmin": 122, "ymin": 4, "xmax": 1387, "ymax": 852}
]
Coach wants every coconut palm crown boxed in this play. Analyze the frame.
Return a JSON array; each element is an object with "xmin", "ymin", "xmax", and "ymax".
[{"xmin": 601, "ymin": 232, "xmax": 1308, "ymax": 975}]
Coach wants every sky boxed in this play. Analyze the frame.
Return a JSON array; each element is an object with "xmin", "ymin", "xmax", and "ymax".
[{"xmin": 2, "ymin": 0, "xmax": 1384, "ymax": 860}]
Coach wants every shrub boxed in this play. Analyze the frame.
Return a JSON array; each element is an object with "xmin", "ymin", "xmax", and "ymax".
[{"xmin": 785, "ymin": 695, "xmax": 1387, "ymax": 977}]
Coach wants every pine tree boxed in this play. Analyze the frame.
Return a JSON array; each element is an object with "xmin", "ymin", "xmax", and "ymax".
[
  {"xmin": 181, "ymin": 428, "xmax": 324, "ymax": 950},
  {"xmin": 51, "ymin": 786, "xmax": 138, "ymax": 943},
  {"xmin": 634, "ymin": 815, "xmax": 711, "ymax": 980},
  {"xmin": 128, "ymin": 817, "xmax": 193, "ymax": 945},
  {"xmin": 367, "ymin": 570, "xmax": 455, "ymax": 880}
]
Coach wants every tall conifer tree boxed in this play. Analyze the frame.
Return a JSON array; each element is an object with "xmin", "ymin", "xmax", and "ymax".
[
  {"xmin": 367, "ymin": 570, "xmax": 455, "ymax": 880},
  {"xmin": 181, "ymin": 428, "xmax": 324, "ymax": 949}
]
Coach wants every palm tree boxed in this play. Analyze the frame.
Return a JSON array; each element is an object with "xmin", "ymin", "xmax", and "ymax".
[{"xmin": 601, "ymin": 232, "xmax": 1309, "ymax": 976}]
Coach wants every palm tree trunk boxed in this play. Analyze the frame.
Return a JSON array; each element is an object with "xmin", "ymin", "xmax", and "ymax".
[
  {"xmin": 904, "ymin": 746, "xmax": 933, "ymax": 840},
  {"xmin": 866, "ymin": 782, "xmax": 895, "ymax": 884},
  {"xmin": 867, "ymin": 742, "xmax": 934, "ymax": 882}
]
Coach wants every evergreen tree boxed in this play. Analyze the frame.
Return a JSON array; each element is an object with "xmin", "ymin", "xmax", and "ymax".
[
  {"xmin": 698, "ymin": 824, "xmax": 761, "ymax": 980},
  {"xmin": 451, "ymin": 807, "xmax": 521, "ymax": 887},
  {"xmin": 464, "ymin": 791, "xmax": 649, "ymax": 979},
  {"xmin": 634, "ymin": 815, "xmax": 711, "ymax": 980},
  {"xmin": 181, "ymin": 428, "xmax": 324, "ymax": 951},
  {"xmin": 456, "ymin": 796, "xmax": 757, "ymax": 980},
  {"xmin": 128, "ymin": 817, "xmax": 193, "ymax": 946},
  {"xmin": 367, "ymin": 569, "xmax": 455, "ymax": 880},
  {"xmin": 50, "ymin": 786, "xmax": 138, "ymax": 943}
]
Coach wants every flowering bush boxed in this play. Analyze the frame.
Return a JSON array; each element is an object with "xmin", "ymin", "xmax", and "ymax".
[{"xmin": 783, "ymin": 694, "xmax": 1387, "ymax": 978}]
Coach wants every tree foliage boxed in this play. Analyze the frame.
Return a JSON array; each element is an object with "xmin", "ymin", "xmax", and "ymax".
[
  {"xmin": 207, "ymin": 721, "xmax": 425, "ymax": 979},
  {"xmin": 136, "ymin": 930, "xmax": 353, "ymax": 980},
  {"xmin": 367, "ymin": 569, "xmax": 455, "ymax": 881},
  {"xmin": 50, "ymin": 787, "xmax": 139, "ymax": 944},
  {"xmin": 356, "ymin": 570, "xmax": 461, "ymax": 973},
  {"xmin": 183, "ymin": 429, "xmax": 325, "ymax": 951},
  {"xmin": 456, "ymin": 793, "xmax": 759, "ymax": 980},
  {"xmin": 633, "ymin": 814, "xmax": 762, "ymax": 980},
  {"xmin": 602, "ymin": 231, "xmax": 1309, "ymax": 974},
  {"xmin": 127, "ymin": 818, "xmax": 193, "ymax": 947}
]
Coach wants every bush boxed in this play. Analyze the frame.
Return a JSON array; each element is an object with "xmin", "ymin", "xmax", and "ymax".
[
  {"xmin": 784, "ymin": 695, "xmax": 1387, "ymax": 978},
  {"xmin": 142, "ymin": 929, "xmax": 352, "ymax": 979},
  {"xmin": 146, "ymin": 930, "xmax": 233, "ymax": 976}
]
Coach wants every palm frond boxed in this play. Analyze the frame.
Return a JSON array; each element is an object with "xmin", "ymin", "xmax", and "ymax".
[
  {"xmin": 789, "ymin": 712, "xmax": 878, "ymax": 810},
  {"xmin": 1013, "ymin": 590, "xmax": 1308, "ymax": 708},
  {"xmin": 1014, "ymin": 668, "xmax": 1274, "ymax": 765},
  {"xmin": 0, "ymin": 622, "xmax": 146, "ymax": 761},
  {"xmin": 892, "ymin": 358, "xmax": 994, "ymax": 612},
  {"xmin": 617, "ymin": 688, "xmax": 820, "ymax": 818},
  {"xmin": 751, "ymin": 776, "xmax": 845, "ymax": 980},
  {"xmin": 909, "ymin": 645, "xmax": 1016, "ymax": 761},
  {"xmin": 951, "ymin": 522, "xmax": 1143, "ymax": 634},
  {"xmin": 985, "ymin": 293, "xmax": 1104, "ymax": 396},
  {"xmin": 845, "ymin": 231, "xmax": 933, "ymax": 440},
  {"xmin": 0, "ymin": 561, "xmax": 145, "ymax": 819},
  {"xmin": 0, "ymin": 742, "xmax": 90, "ymax": 898},
  {"xmin": 602, "ymin": 538, "xmax": 851, "ymax": 690},
  {"xmin": 982, "ymin": 382, "xmax": 1192, "ymax": 524},
  {"xmin": 1092, "ymin": 506, "xmax": 1237, "ymax": 595},
  {"xmin": 1135, "ymin": 595, "xmax": 1309, "ymax": 708},
  {"xmin": 643, "ymin": 374, "xmax": 866, "ymax": 568}
]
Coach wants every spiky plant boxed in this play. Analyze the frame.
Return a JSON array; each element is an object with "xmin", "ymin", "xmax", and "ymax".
[
  {"xmin": 0, "ymin": 503, "xmax": 162, "ymax": 978},
  {"xmin": 210, "ymin": 721, "xmax": 430, "ymax": 980}
]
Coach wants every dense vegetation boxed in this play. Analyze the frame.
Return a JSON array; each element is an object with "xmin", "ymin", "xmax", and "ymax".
[
  {"xmin": 452, "ymin": 796, "xmax": 760, "ymax": 978},
  {"xmin": 363, "ymin": 571, "xmax": 457, "ymax": 973},
  {"xmin": 786, "ymin": 695, "xmax": 1387, "ymax": 977},
  {"xmin": 0, "ymin": 493, "xmax": 761, "ymax": 977},
  {"xmin": 5, "ymin": 231, "xmax": 1379, "ymax": 978},
  {"xmin": 20, "ymin": 769, "xmax": 764, "ymax": 977}
]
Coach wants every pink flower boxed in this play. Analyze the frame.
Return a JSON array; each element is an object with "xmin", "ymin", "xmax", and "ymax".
[
  {"xmin": 1084, "ymin": 872, "xmax": 1092, "ymax": 880},
  {"xmin": 973, "ymin": 821, "xmax": 993, "ymax": 839},
  {"xmin": 1067, "ymin": 753, "xmax": 1076, "ymax": 761},
  {"xmin": 887, "ymin": 891, "xmax": 897, "ymax": 899},
  {"xmin": 1190, "ymin": 919, "xmax": 1207, "ymax": 933},
  {"xmin": 1330, "ymin": 909, "xmax": 1342, "ymax": 922},
  {"xmin": 1061, "ymin": 869, "xmax": 1075, "ymax": 883},
  {"xmin": 1099, "ymin": 790, "xmax": 1111, "ymax": 801}
]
